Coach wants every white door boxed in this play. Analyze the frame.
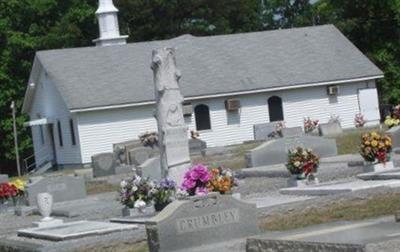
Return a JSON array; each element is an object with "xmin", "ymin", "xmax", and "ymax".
[{"xmin": 358, "ymin": 88, "xmax": 380, "ymax": 121}]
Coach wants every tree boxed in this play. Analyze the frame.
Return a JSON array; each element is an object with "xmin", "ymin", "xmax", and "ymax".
[
  {"xmin": 314, "ymin": 0, "xmax": 400, "ymax": 104},
  {"xmin": 0, "ymin": 0, "xmax": 98, "ymax": 174},
  {"xmin": 117, "ymin": 0, "xmax": 263, "ymax": 42}
]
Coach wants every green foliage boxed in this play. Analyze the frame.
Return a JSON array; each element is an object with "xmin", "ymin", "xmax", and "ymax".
[
  {"xmin": 0, "ymin": 0, "xmax": 98, "ymax": 174},
  {"xmin": 1, "ymin": 0, "xmax": 399, "ymax": 175},
  {"xmin": 117, "ymin": 0, "xmax": 263, "ymax": 41},
  {"xmin": 314, "ymin": 0, "xmax": 400, "ymax": 104}
]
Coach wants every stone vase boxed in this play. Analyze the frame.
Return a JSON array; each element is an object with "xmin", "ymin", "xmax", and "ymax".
[
  {"xmin": 363, "ymin": 161, "xmax": 394, "ymax": 173},
  {"xmin": 287, "ymin": 174, "xmax": 319, "ymax": 188},
  {"xmin": 122, "ymin": 205, "xmax": 155, "ymax": 217},
  {"xmin": 36, "ymin": 192, "xmax": 53, "ymax": 221},
  {"xmin": 0, "ymin": 199, "xmax": 9, "ymax": 214},
  {"xmin": 154, "ymin": 201, "xmax": 170, "ymax": 212}
]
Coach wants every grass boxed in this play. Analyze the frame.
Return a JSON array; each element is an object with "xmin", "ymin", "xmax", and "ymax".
[
  {"xmin": 191, "ymin": 141, "xmax": 262, "ymax": 170},
  {"xmin": 333, "ymin": 126, "xmax": 387, "ymax": 155},
  {"xmin": 260, "ymin": 192, "xmax": 400, "ymax": 231},
  {"xmin": 85, "ymin": 181, "xmax": 119, "ymax": 195},
  {"xmin": 74, "ymin": 240, "xmax": 149, "ymax": 252}
]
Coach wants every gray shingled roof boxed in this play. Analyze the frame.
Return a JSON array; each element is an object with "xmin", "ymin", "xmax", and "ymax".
[{"xmin": 35, "ymin": 25, "xmax": 383, "ymax": 111}]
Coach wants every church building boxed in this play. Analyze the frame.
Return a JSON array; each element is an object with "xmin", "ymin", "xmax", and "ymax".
[{"xmin": 22, "ymin": 0, "xmax": 383, "ymax": 169}]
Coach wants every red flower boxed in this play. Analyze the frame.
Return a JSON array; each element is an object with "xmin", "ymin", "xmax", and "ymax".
[
  {"xmin": 303, "ymin": 162, "xmax": 314, "ymax": 176},
  {"xmin": 376, "ymin": 151, "xmax": 387, "ymax": 163},
  {"xmin": 0, "ymin": 183, "xmax": 17, "ymax": 199}
]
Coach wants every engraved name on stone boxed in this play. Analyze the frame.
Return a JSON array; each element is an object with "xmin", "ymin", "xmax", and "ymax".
[
  {"xmin": 164, "ymin": 127, "xmax": 190, "ymax": 166},
  {"xmin": 176, "ymin": 208, "xmax": 239, "ymax": 233},
  {"xmin": 47, "ymin": 183, "xmax": 67, "ymax": 192}
]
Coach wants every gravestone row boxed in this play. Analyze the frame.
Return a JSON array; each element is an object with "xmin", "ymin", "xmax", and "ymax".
[{"xmin": 245, "ymin": 135, "xmax": 337, "ymax": 167}]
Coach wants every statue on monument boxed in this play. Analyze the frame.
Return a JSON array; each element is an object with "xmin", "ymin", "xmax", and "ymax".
[{"xmin": 151, "ymin": 48, "xmax": 191, "ymax": 184}]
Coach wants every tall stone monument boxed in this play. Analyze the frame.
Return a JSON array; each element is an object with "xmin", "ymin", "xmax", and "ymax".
[{"xmin": 151, "ymin": 48, "xmax": 191, "ymax": 186}]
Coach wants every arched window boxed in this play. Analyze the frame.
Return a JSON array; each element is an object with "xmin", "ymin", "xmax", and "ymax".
[
  {"xmin": 268, "ymin": 96, "xmax": 284, "ymax": 122},
  {"xmin": 194, "ymin": 104, "xmax": 211, "ymax": 131}
]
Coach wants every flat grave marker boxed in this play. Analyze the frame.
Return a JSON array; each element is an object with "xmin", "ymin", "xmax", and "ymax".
[
  {"xmin": 26, "ymin": 176, "xmax": 87, "ymax": 206},
  {"xmin": 18, "ymin": 221, "xmax": 138, "ymax": 241}
]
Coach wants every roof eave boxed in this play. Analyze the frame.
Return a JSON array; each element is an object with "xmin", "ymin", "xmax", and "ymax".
[
  {"xmin": 22, "ymin": 56, "xmax": 43, "ymax": 114},
  {"xmin": 70, "ymin": 74, "xmax": 384, "ymax": 113}
]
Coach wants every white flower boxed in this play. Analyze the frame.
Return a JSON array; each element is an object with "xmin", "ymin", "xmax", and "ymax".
[
  {"xmin": 149, "ymin": 181, "xmax": 155, "ymax": 188},
  {"xmin": 225, "ymin": 171, "xmax": 233, "ymax": 177},
  {"xmin": 120, "ymin": 180, "xmax": 127, "ymax": 188},
  {"xmin": 133, "ymin": 175, "xmax": 141, "ymax": 184},
  {"xmin": 134, "ymin": 199, "xmax": 146, "ymax": 209},
  {"xmin": 292, "ymin": 149, "xmax": 297, "ymax": 154},
  {"xmin": 294, "ymin": 161, "xmax": 301, "ymax": 167},
  {"xmin": 132, "ymin": 186, "xmax": 138, "ymax": 192}
]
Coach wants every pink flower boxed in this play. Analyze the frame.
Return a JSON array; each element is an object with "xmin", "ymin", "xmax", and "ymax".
[{"xmin": 195, "ymin": 187, "xmax": 208, "ymax": 196}]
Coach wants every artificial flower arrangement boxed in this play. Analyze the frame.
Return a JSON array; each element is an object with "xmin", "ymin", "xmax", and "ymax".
[
  {"xmin": 152, "ymin": 178, "xmax": 176, "ymax": 211},
  {"xmin": 360, "ymin": 132, "xmax": 392, "ymax": 164},
  {"xmin": 384, "ymin": 116, "xmax": 400, "ymax": 128},
  {"xmin": 286, "ymin": 147, "xmax": 320, "ymax": 179},
  {"xmin": 181, "ymin": 164, "xmax": 238, "ymax": 196},
  {"xmin": 207, "ymin": 165, "xmax": 238, "ymax": 194},
  {"xmin": 138, "ymin": 131, "xmax": 159, "ymax": 148},
  {"xmin": 0, "ymin": 179, "xmax": 25, "ymax": 204},
  {"xmin": 268, "ymin": 121, "xmax": 286, "ymax": 138},
  {"xmin": 354, "ymin": 113, "xmax": 366, "ymax": 128},
  {"xmin": 190, "ymin": 130, "xmax": 200, "ymax": 139},
  {"xmin": 119, "ymin": 175, "xmax": 154, "ymax": 212},
  {"xmin": 303, "ymin": 117, "xmax": 319, "ymax": 133},
  {"xmin": 0, "ymin": 182, "xmax": 18, "ymax": 203}
]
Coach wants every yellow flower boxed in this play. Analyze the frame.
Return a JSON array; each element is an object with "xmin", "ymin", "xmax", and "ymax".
[
  {"xmin": 371, "ymin": 132, "xmax": 378, "ymax": 137},
  {"xmin": 364, "ymin": 141, "xmax": 370, "ymax": 146},
  {"xmin": 371, "ymin": 140, "xmax": 378, "ymax": 147},
  {"xmin": 10, "ymin": 179, "xmax": 26, "ymax": 191},
  {"xmin": 386, "ymin": 141, "xmax": 392, "ymax": 147}
]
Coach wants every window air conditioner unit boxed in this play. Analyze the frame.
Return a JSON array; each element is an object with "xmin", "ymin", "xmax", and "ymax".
[
  {"xmin": 183, "ymin": 103, "xmax": 193, "ymax": 116},
  {"xmin": 225, "ymin": 99, "xmax": 241, "ymax": 111},
  {"xmin": 327, "ymin": 85, "xmax": 339, "ymax": 96}
]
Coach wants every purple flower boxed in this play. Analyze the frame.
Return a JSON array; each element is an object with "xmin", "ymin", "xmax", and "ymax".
[{"xmin": 181, "ymin": 178, "xmax": 196, "ymax": 190}]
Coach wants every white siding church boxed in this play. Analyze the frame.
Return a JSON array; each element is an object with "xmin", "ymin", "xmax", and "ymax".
[{"xmin": 22, "ymin": 0, "xmax": 384, "ymax": 169}]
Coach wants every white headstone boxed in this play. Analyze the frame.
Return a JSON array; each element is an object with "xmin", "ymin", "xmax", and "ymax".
[{"xmin": 151, "ymin": 48, "xmax": 191, "ymax": 185}]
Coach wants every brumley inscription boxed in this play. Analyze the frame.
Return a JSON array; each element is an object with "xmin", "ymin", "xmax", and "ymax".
[
  {"xmin": 176, "ymin": 208, "xmax": 239, "ymax": 233},
  {"xmin": 47, "ymin": 183, "xmax": 67, "ymax": 192}
]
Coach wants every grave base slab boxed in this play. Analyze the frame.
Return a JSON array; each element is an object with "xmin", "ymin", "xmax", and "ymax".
[
  {"xmin": 18, "ymin": 220, "xmax": 138, "ymax": 241},
  {"xmin": 33, "ymin": 218, "xmax": 64, "ymax": 228}
]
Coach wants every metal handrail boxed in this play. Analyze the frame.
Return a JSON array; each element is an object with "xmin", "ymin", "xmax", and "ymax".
[{"xmin": 23, "ymin": 147, "xmax": 52, "ymax": 172}]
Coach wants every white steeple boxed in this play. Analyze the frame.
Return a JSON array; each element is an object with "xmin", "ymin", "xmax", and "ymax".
[{"xmin": 93, "ymin": 0, "xmax": 128, "ymax": 47}]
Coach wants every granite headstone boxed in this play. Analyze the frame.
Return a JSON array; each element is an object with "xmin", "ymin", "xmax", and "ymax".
[
  {"xmin": 25, "ymin": 175, "xmax": 87, "ymax": 206},
  {"xmin": 189, "ymin": 139, "xmax": 207, "ymax": 156},
  {"xmin": 253, "ymin": 122, "xmax": 278, "ymax": 140},
  {"xmin": 0, "ymin": 174, "xmax": 9, "ymax": 183},
  {"xmin": 386, "ymin": 126, "xmax": 400, "ymax": 151},
  {"xmin": 91, "ymin": 152, "xmax": 116, "ymax": 178},
  {"xmin": 145, "ymin": 193, "xmax": 259, "ymax": 252},
  {"xmin": 137, "ymin": 156, "xmax": 162, "ymax": 181},
  {"xmin": 281, "ymin": 127, "xmax": 303, "ymax": 138},
  {"xmin": 128, "ymin": 147, "xmax": 153, "ymax": 166},
  {"xmin": 245, "ymin": 136, "xmax": 337, "ymax": 167},
  {"xmin": 319, "ymin": 122, "xmax": 343, "ymax": 137}
]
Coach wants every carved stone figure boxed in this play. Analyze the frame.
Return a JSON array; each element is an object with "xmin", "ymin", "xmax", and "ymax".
[{"xmin": 151, "ymin": 48, "xmax": 190, "ymax": 185}]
